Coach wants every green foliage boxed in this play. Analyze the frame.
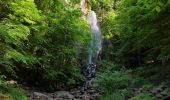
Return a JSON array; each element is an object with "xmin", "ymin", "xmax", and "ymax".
[
  {"xmin": 132, "ymin": 64, "xmax": 170, "ymax": 87},
  {"xmin": 132, "ymin": 93, "xmax": 155, "ymax": 100},
  {"xmin": 101, "ymin": 11, "xmax": 117, "ymax": 37},
  {"xmin": 0, "ymin": 75, "xmax": 27, "ymax": 100},
  {"xmin": 92, "ymin": 0, "xmax": 170, "ymax": 67},
  {"xmin": 93, "ymin": 61, "xmax": 134, "ymax": 99},
  {"xmin": 4, "ymin": 88, "xmax": 27, "ymax": 100},
  {"xmin": 98, "ymin": 60, "xmax": 123, "ymax": 72},
  {"xmin": 102, "ymin": 91, "xmax": 125, "ymax": 100},
  {"xmin": 0, "ymin": 0, "xmax": 91, "ymax": 91},
  {"xmin": 88, "ymin": 0, "xmax": 170, "ymax": 99},
  {"xmin": 90, "ymin": 0, "xmax": 114, "ymax": 12},
  {"xmin": 142, "ymin": 84, "xmax": 154, "ymax": 91},
  {"xmin": 0, "ymin": 0, "xmax": 39, "ymax": 77},
  {"xmin": 122, "ymin": 88, "xmax": 134, "ymax": 98},
  {"xmin": 93, "ymin": 71, "xmax": 129, "ymax": 94},
  {"xmin": 9, "ymin": 0, "xmax": 42, "ymax": 23},
  {"xmin": 93, "ymin": 61, "xmax": 129, "ymax": 94},
  {"xmin": 113, "ymin": 0, "xmax": 170, "ymax": 66}
]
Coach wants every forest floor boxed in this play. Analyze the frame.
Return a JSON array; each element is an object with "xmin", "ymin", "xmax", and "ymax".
[
  {"xmin": 23, "ymin": 63, "xmax": 170, "ymax": 100},
  {"xmin": 24, "ymin": 85, "xmax": 100, "ymax": 100},
  {"xmin": 23, "ymin": 80, "xmax": 170, "ymax": 100},
  {"xmin": 3, "ymin": 62, "xmax": 170, "ymax": 100}
]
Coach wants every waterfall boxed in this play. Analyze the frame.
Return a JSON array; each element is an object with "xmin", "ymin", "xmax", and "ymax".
[
  {"xmin": 80, "ymin": 11, "xmax": 102, "ymax": 91},
  {"xmin": 80, "ymin": 0, "xmax": 102, "ymax": 91},
  {"xmin": 83, "ymin": 11, "xmax": 102, "ymax": 79},
  {"xmin": 87, "ymin": 11, "xmax": 102, "ymax": 64}
]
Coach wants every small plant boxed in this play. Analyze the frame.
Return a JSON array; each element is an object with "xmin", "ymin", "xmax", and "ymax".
[
  {"xmin": 132, "ymin": 77, "xmax": 145, "ymax": 87},
  {"xmin": 143, "ymin": 84, "xmax": 154, "ymax": 91},
  {"xmin": 121, "ymin": 88, "xmax": 134, "ymax": 98},
  {"xmin": 132, "ymin": 93, "xmax": 155, "ymax": 100},
  {"xmin": 93, "ymin": 68, "xmax": 129, "ymax": 94},
  {"xmin": 66, "ymin": 78, "xmax": 76, "ymax": 87},
  {"xmin": 93, "ymin": 61, "xmax": 129, "ymax": 100},
  {"xmin": 6, "ymin": 88, "xmax": 28, "ymax": 100},
  {"xmin": 98, "ymin": 60, "xmax": 123, "ymax": 73},
  {"xmin": 0, "ymin": 75, "xmax": 27, "ymax": 100},
  {"xmin": 102, "ymin": 91, "xmax": 125, "ymax": 100}
]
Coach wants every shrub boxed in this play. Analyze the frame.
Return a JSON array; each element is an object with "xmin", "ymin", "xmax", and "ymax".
[
  {"xmin": 142, "ymin": 84, "xmax": 154, "ymax": 91},
  {"xmin": 132, "ymin": 93, "xmax": 155, "ymax": 100},
  {"xmin": 121, "ymin": 88, "xmax": 134, "ymax": 98},
  {"xmin": 98, "ymin": 60, "xmax": 123, "ymax": 72},
  {"xmin": 93, "ymin": 70, "xmax": 129, "ymax": 94},
  {"xmin": 0, "ymin": 75, "xmax": 27, "ymax": 100},
  {"xmin": 5, "ymin": 88, "xmax": 27, "ymax": 100},
  {"xmin": 102, "ymin": 91, "xmax": 125, "ymax": 100}
]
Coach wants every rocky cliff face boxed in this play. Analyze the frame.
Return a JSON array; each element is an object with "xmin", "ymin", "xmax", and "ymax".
[{"xmin": 80, "ymin": 0, "xmax": 88, "ymax": 16}]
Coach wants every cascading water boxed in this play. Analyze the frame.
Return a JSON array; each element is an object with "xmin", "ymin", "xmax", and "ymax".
[
  {"xmin": 82, "ymin": 11, "xmax": 102, "ymax": 92},
  {"xmin": 80, "ymin": 0, "xmax": 102, "ymax": 95},
  {"xmin": 84, "ymin": 11, "xmax": 102, "ymax": 78},
  {"xmin": 87, "ymin": 11, "xmax": 102, "ymax": 65}
]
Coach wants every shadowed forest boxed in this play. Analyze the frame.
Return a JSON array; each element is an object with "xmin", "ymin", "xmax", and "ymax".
[{"xmin": 0, "ymin": 0, "xmax": 170, "ymax": 100}]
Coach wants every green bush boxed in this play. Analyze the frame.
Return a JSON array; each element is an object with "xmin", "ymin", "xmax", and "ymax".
[
  {"xmin": 102, "ymin": 91, "xmax": 125, "ymax": 100},
  {"xmin": 5, "ymin": 88, "xmax": 27, "ymax": 100},
  {"xmin": 93, "ymin": 69, "xmax": 129, "ymax": 94},
  {"xmin": 132, "ymin": 93, "xmax": 155, "ymax": 100},
  {"xmin": 98, "ymin": 60, "xmax": 123, "ymax": 72},
  {"xmin": 121, "ymin": 88, "xmax": 134, "ymax": 98},
  {"xmin": 132, "ymin": 77, "xmax": 146, "ymax": 87},
  {"xmin": 0, "ymin": 75, "xmax": 27, "ymax": 100},
  {"xmin": 40, "ymin": 65, "xmax": 85, "ymax": 91},
  {"xmin": 142, "ymin": 84, "xmax": 154, "ymax": 91}
]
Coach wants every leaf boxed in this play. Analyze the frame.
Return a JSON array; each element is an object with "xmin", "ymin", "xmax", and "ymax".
[
  {"xmin": 158, "ymin": 2, "xmax": 163, "ymax": 7},
  {"xmin": 155, "ymin": 6, "xmax": 161, "ymax": 12}
]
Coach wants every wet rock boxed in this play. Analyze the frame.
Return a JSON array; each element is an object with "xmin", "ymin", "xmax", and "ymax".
[
  {"xmin": 70, "ymin": 91, "xmax": 78, "ymax": 95},
  {"xmin": 160, "ymin": 91, "xmax": 168, "ymax": 96},
  {"xmin": 82, "ymin": 95, "xmax": 90, "ymax": 100},
  {"xmin": 138, "ymin": 88, "xmax": 143, "ymax": 91},
  {"xmin": 54, "ymin": 91, "xmax": 74, "ymax": 100},
  {"xmin": 155, "ymin": 88, "xmax": 163, "ymax": 93},
  {"xmin": 133, "ymin": 88, "xmax": 139, "ymax": 91},
  {"xmin": 33, "ymin": 92, "xmax": 49, "ymax": 100},
  {"xmin": 135, "ymin": 90, "xmax": 141, "ymax": 94},
  {"xmin": 80, "ymin": 87, "xmax": 85, "ymax": 94},
  {"xmin": 92, "ymin": 93, "xmax": 100, "ymax": 99},
  {"xmin": 88, "ymin": 89, "xmax": 95, "ymax": 94},
  {"xmin": 151, "ymin": 89, "xmax": 158, "ymax": 94},
  {"xmin": 156, "ymin": 94, "xmax": 163, "ymax": 98}
]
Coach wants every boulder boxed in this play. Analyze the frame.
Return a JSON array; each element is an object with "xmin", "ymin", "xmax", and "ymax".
[
  {"xmin": 138, "ymin": 88, "xmax": 143, "ymax": 91},
  {"xmin": 81, "ymin": 95, "xmax": 90, "ymax": 100},
  {"xmin": 160, "ymin": 91, "xmax": 168, "ymax": 96},
  {"xmin": 82, "ymin": 95, "xmax": 90, "ymax": 100},
  {"xmin": 151, "ymin": 89, "xmax": 158, "ymax": 94},
  {"xmin": 92, "ymin": 93, "xmax": 100, "ymax": 99},
  {"xmin": 54, "ymin": 91, "xmax": 74, "ymax": 100},
  {"xmin": 155, "ymin": 88, "xmax": 163, "ymax": 93},
  {"xmin": 33, "ymin": 92, "xmax": 49, "ymax": 100},
  {"xmin": 156, "ymin": 94, "xmax": 163, "ymax": 98}
]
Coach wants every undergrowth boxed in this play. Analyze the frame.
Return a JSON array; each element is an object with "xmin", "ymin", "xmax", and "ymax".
[{"xmin": 0, "ymin": 75, "xmax": 27, "ymax": 100}]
